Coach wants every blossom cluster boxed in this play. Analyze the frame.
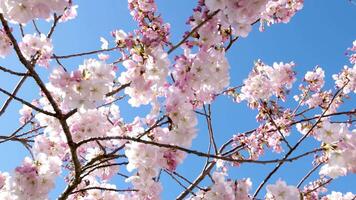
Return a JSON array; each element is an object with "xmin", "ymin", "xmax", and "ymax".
[
  {"xmin": 172, "ymin": 47, "xmax": 230, "ymax": 105},
  {"xmin": 314, "ymin": 121, "xmax": 356, "ymax": 178},
  {"xmin": 323, "ymin": 191, "xmax": 356, "ymax": 200},
  {"xmin": 237, "ymin": 60, "xmax": 296, "ymax": 107},
  {"xmin": 119, "ymin": 46, "xmax": 169, "ymax": 107},
  {"xmin": 260, "ymin": 0, "xmax": 304, "ymax": 30},
  {"xmin": 205, "ymin": 0, "xmax": 268, "ymax": 37},
  {"xmin": 128, "ymin": 0, "xmax": 170, "ymax": 47},
  {"xmin": 0, "ymin": 154, "xmax": 62, "ymax": 199},
  {"xmin": 190, "ymin": 171, "xmax": 252, "ymax": 200},
  {"xmin": 0, "ymin": 0, "xmax": 71, "ymax": 24},
  {"xmin": 19, "ymin": 33, "xmax": 53, "ymax": 67},
  {"xmin": 203, "ymin": 0, "xmax": 303, "ymax": 38},
  {"xmin": 0, "ymin": 0, "xmax": 355, "ymax": 200},
  {"xmin": 266, "ymin": 179, "xmax": 300, "ymax": 200},
  {"xmin": 333, "ymin": 65, "xmax": 356, "ymax": 95},
  {"xmin": 49, "ymin": 59, "xmax": 115, "ymax": 110}
]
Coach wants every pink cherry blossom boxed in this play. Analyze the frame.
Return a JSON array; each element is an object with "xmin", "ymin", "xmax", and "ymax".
[
  {"xmin": 19, "ymin": 33, "xmax": 53, "ymax": 67},
  {"xmin": 266, "ymin": 179, "xmax": 300, "ymax": 200},
  {"xmin": 0, "ymin": 30, "xmax": 11, "ymax": 58}
]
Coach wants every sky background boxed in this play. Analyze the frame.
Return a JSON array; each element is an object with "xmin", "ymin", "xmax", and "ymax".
[{"xmin": 0, "ymin": 0, "xmax": 355, "ymax": 199}]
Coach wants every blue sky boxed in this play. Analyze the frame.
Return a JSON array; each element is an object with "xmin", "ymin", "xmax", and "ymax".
[{"xmin": 0, "ymin": 0, "xmax": 355, "ymax": 199}]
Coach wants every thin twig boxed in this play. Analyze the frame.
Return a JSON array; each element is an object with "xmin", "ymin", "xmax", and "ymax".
[
  {"xmin": 297, "ymin": 163, "xmax": 322, "ymax": 188},
  {"xmin": 0, "ymin": 66, "xmax": 28, "ymax": 76},
  {"xmin": 53, "ymin": 47, "xmax": 119, "ymax": 59},
  {"xmin": 0, "ymin": 76, "xmax": 28, "ymax": 116}
]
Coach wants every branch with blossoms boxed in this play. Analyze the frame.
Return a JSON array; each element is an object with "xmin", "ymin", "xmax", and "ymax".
[{"xmin": 0, "ymin": 0, "xmax": 355, "ymax": 200}]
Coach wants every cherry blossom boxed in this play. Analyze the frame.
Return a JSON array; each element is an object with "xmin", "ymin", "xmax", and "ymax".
[
  {"xmin": 205, "ymin": 0, "xmax": 268, "ymax": 37},
  {"xmin": 190, "ymin": 171, "xmax": 251, "ymax": 200},
  {"xmin": 0, "ymin": 1, "xmax": 354, "ymax": 200},
  {"xmin": 304, "ymin": 66, "xmax": 325, "ymax": 92},
  {"xmin": 0, "ymin": 29, "xmax": 11, "ymax": 57},
  {"xmin": 19, "ymin": 33, "xmax": 53, "ymax": 67},
  {"xmin": 333, "ymin": 65, "xmax": 356, "ymax": 94},
  {"xmin": 238, "ymin": 60, "xmax": 296, "ymax": 107},
  {"xmin": 49, "ymin": 59, "xmax": 115, "ymax": 110},
  {"xmin": 323, "ymin": 191, "xmax": 355, "ymax": 200},
  {"xmin": 119, "ymin": 46, "xmax": 169, "ymax": 107},
  {"xmin": 9, "ymin": 154, "xmax": 62, "ymax": 200},
  {"xmin": 260, "ymin": 0, "xmax": 304, "ymax": 30},
  {"xmin": 266, "ymin": 179, "xmax": 300, "ymax": 200},
  {"xmin": 19, "ymin": 104, "xmax": 32, "ymax": 124},
  {"xmin": 0, "ymin": 0, "xmax": 71, "ymax": 24}
]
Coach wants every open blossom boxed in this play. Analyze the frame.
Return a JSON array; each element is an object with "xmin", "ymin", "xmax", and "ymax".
[
  {"xmin": 164, "ymin": 86, "xmax": 198, "ymax": 147},
  {"xmin": 19, "ymin": 104, "xmax": 32, "ymax": 124},
  {"xmin": 319, "ymin": 126, "xmax": 355, "ymax": 178},
  {"xmin": 239, "ymin": 60, "xmax": 296, "ymax": 106},
  {"xmin": 260, "ymin": 0, "xmax": 304, "ymax": 30},
  {"xmin": 204, "ymin": 0, "xmax": 268, "ymax": 37},
  {"xmin": 128, "ymin": 0, "xmax": 170, "ymax": 46},
  {"xmin": 0, "ymin": 0, "xmax": 355, "ymax": 199},
  {"xmin": 332, "ymin": 65, "xmax": 356, "ymax": 94},
  {"xmin": 204, "ymin": 0, "xmax": 302, "ymax": 37},
  {"xmin": 0, "ymin": 0, "xmax": 70, "ymax": 24},
  {"xmin": 267, "ymin": 62, "xmax": 296, "ymax": 90},
  {"xmin": 190, "ymin": 172, "xmax": 250, "ymax": 200},
  {"xmin": 190, "ymin": 47, "xmax": 230, "ymax": 103},
  {"xmin": 241, "ymin": 71, "xmax": 273, "ymax": 102},
  {"xmin": 304, "ymin": 66, "xmax": 325, "ymax": 91},
  {"xmin": 125, "ymin": 127, "xmax": 165, "ymax": 199},
  {"xmin": 68, "ymin": 109, "xmax": 112, "ymax": 143},
  {"xmin": 266, "ymin": 179, "xmax": 300, "ymax": 200},
  {"xmin": 119, "ymin": 46, "xmax": 169, "ymax": 107},
  {"xmin": 126, "ymin": 174, "xmax": 162, "ymax": 200},
  {"xmin": 49, "ymin": 59, "xmax": 115, "ymax": 110},
  {"xmin": 59, "ymin": 4, "xmax": 78, "ymax": 22},
  {"xmin": 233, "ymin": 110, "xmax": 293, "ymax": 158},
  {"xmin": 0, "ymin": 30, "xmax": 11, "ymax": 58},
  {"xmin": 125, "ymin": 141, "xmax": 163, "ymax": 175},
  {"xmin": 114, "ymin": 29, "xmax": 128, "ymax": 44},
  {"xmin": 100, "ymin": 37, "xmax": 109, "ymax": 50},
  {"xmin": 235, "ymin": 178, "xmax": 253, "ymax": 200},
  {"xmin": 323, "ymin": 192, "xmax": 355, "ymax": 200},
  {"xmin": 19, "ymin": 33, "xmax": 53, "ymax": 67},
  {"xmin": 319, "ymin": 161, "xmax": 347, "ymax": 179},
  {"xmin": 314, "ymin": 120, "xmax": 347, "ymax": 144},
  {"xmin": 11, "ymin": 154, "xmax": 62, "ymax": 200},
  {"xmin": 304, "ymin": 92, "xmax": 326, "ymax": 108},
  {"xmin": 32, "ymin": 134, "xmax": 68, "ymax": 159},
  {"xmin": 172, "ymin": 47, "xmax": 230, "ymax": 104}
]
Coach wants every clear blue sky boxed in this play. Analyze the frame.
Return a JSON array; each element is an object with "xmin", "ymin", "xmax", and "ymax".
[{"xmin": 0, "ymin": 0, "xmax": 355, "ymax": 199}]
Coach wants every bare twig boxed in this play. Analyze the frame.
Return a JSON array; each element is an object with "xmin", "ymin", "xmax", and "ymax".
[
  {"xmin": 0, "ymin": 66, "xmax": 28, "ymax": 76},
  {"xmin": 0, "ymin": 76, "xmax": 28, "ymax": 116},
  {"xmin": 53, "ymin": 47, "xmax": 119, "ymax": 59},
  {"xmin": 0, "ymin": 87, "xmax": 56, "ymax": 116},
  {"xmin": 71, "ymin": 186, "xmax": 137, "ymax": 194},
  {"xmin": 297, "ymin": 163, "xmax": 322, "ymax": 188}
]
